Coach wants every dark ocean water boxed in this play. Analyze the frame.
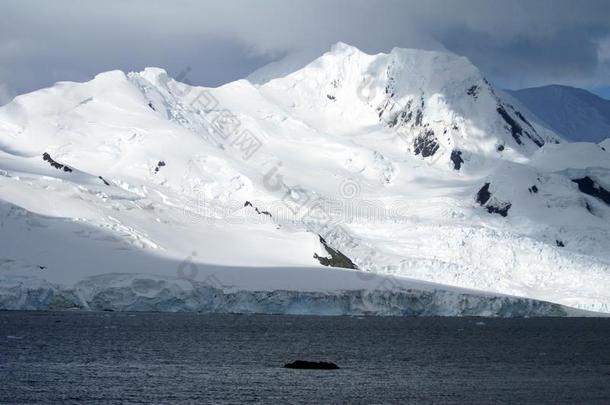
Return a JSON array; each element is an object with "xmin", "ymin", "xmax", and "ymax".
[{"xmin": 1, "ymin": 312, "xmax": 609, "ymax": 404}]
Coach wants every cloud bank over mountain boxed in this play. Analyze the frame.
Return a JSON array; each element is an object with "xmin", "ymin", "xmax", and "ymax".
[{"xmin": 0, "ymin": 0, "xmax": 609, "ymax": 102}]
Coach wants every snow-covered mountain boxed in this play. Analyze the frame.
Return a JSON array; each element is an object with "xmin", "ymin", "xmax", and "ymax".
[
  {"xmin": 0, "ymin": 43, "xmax": 608, "ymax": 315},
  {"xmin": 508, "ymin": 85, "xmax": 610, "ymax": 143}
]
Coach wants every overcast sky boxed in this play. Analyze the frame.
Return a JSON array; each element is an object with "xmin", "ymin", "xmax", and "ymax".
[{"xmin": 1, "ymin": 0, "xmax": 610, "ymax": 104}]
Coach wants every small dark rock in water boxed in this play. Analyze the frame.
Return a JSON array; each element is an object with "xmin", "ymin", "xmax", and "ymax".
[
  {"xmin": 284, "ymin": 360, "xmax": 339, "ymax": 370},
  {"xmin": 38, "ymin": 266, "xmax": 46, "ymax": 270}
]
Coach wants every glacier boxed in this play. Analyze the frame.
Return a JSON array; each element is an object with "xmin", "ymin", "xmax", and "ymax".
[{"xmin": 0, "ymin": 273, "xmax": 575, "ymax": 317}]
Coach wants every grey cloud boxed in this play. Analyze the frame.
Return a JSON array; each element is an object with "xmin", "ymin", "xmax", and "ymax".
[
  {"xmin": 0, "ymin": 0, "xmax": 609, "ymax": 100},
  {"xmin": 0, "ymin": 83, "xmax": 14, "ymax": 105},
  {"xmin": 440, "ymin": 26, "xmax": 610, "ymax": 88}
]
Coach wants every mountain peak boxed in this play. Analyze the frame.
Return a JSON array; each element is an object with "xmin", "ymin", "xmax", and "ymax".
[
  {"xmin": 510, "ymin": 85, "xmax": 610, "ymax": 142},
  {"xmin": 93, "ymin": 70, "xmax": 128, "ymax": 83},
  {"xmin": 259, "ymin": 42, "xmax": 555, "ymax": 162},
  {"xmin": 138, "ymin": 67, "xmax": 170, "ymax": 83},
  {"xmin": 329, "ymin": 41, "xmax": 362, "ymax": 55},
  {"xmin": 0, "ymin": 44, "xmax": 609, "ymax": 315}
]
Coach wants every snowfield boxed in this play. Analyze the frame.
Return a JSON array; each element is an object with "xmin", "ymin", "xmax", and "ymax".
[{"xmin": 0, "ymin": 43, "xmax": 609, "ymax": 315}]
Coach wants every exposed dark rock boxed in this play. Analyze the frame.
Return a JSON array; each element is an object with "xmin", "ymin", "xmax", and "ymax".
[
  {"xmin": 376, "ymin": 98, "xmax": 394, "ymax": 120},
  {"xmin": 244, "ymin": 201, "xmax": 272, "ymax": 218},
  {"xmin": 42, "ymin": 153, "xmax": 72, "ymax": 173},
  {"xmin": 513, "ymin": 109, "xmax": 534, "ymax": 128},
  {"xmin": 466, "ymin": 85, "xmax": 479, "ymax": 98},
  {"xmin": 414, "ymin": 109, "xmax": 424, "ymax": 127},
  {"xmin": 314, "ymin": 236, "xmax": 357, "ymax": 269},
  {"xmin": 483, "ymin": 78, "xmax": 496, "ymax": 96},
  {"xmin": 154, "ymin": 161, "xmax": 166, "ymax": 173},
  {"xmin": 528, "ymin": 185, "xmax": 538, "ymax": 194},
  {"xmin": 486, "ymin": 202, "xmax": 512, "ymax": 217},
  {"xmin": 556, "ymin": 240, "xmax": 565, "ymax": 247},
  {"xmin": 413, "ymin": 129, "xmax": 439, "ymax": 158},
  {"xmin": 398, "ymin": 110, "xmax": 411, "ymax": 125},
  {"xmin": 326, "ymin": 94, "xmax": 336, "ymax": 101},
  {"xmin": 257, "ymin": 209, "xmax": 272, "ymax": 217},
  {"xmin": 386, "ymin": 100, "xmax": 414, "ymax": 128},
  {"xmin": 497, "ymin": 144, "xmax": 505, "ymax": 152},
  {"xmin": 148, "ymin": 102, "xmax": 156, "ymax": 111},
  {"xmin": 572, "ymin": 177, "xmax": 610, "ymax": 205},
  {"xmin": 38, "ymin": 266, "xmax": 46, "ymax": 270},
  {"xmin": 450, "ymin": 150, "xmax": 464, "ymax": 170},
  {"xmin": 476, "ymin": 183, "xmax": 511, "ymax": 216},
  {"xmin": 284, "ymin": 360, "xmax": 339, "ymax": 370},
  {"xmin": 524, "ymin": 130, "xmax": 544, "ymax": 147},
  {"xmin": 497, "ymin": 105, "xmax": 524, "ymax": 145},
  {"xmin": 98, "ymin": 176, "xmax": 110, "ymax": 186},
  {"xmin": 585, "ymin": 201, "xmax": 593, "ymax": 214},
  {"xmin": 509, "ymin": 105, "xmax": 545, "ymax": 146},
  {"xmin": 404, "ymin": 99, "xmax": 413, "ymax": 115},
  {"xmin": 497, "ymin": 105, "xmax": 544, "ymax": 147},
  {"xmin": 476, "ymin": 183, "xmax": 492, "ymax": 205},
  {"xmin": 514, "ymin": 110, "xmax": 533, "ymax": 128}
]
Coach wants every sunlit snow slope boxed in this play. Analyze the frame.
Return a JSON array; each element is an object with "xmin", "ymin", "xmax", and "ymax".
[{"xmin": 0, "ymin": 43, "xmax": 608, "ymax": 315}]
